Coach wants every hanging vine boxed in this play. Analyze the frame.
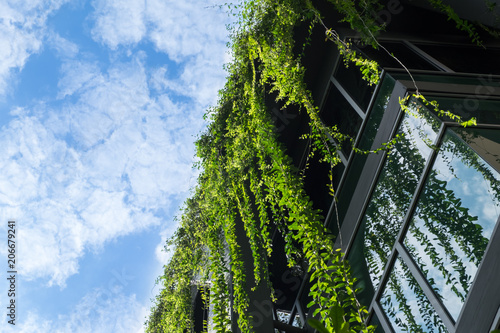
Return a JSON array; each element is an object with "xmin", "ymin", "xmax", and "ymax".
[{"xmin": 144, "ymin": 0, "xmax": 491, "ymax": 332}]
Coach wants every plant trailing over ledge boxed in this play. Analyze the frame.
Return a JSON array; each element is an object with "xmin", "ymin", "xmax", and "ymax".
[{"xmin": 145, "ymin": 0, "xmax": 486, "ymax": 332}]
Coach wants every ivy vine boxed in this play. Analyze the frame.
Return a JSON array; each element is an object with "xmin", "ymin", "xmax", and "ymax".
[{"xmin": 145, "ymin": 0, "xmax": 490, "ymax": 332}]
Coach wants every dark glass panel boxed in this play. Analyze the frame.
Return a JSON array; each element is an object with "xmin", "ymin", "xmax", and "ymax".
[
  {"xmin": 415, "ymin": 44, "xmax": 500, "ymax": 75},
  {"xmin": 360, "ymin": 42, "xmax": 437, "ymax": 71},
  {"xmin": 330, "ymin": 75, "xmax": 395, "ymax": 233},
  {"xmin": 404, "ymin": 127, "xmax": 500, "ymax": 320},
  {"xmin": 390, "ymin": 73, "xmax": 500, "ymax": 88},
  {"xmin": 387, "ymin": 74, "xmax": 500, "ymax": 125},
  {"xmin": 358, "ymin": 74, "xmax": 397, "ymax": 151},
  {"xmin": 350, "ymin": 97, "xmax": 440, "ymax": 293},
  {"xmin": 320, "ymin": 83, "xmax": 362, "ymax": 157},
  {"xmin": 429, "ymin": 96, "xmax": 500, "ymax": 126},
  {"xmin": 335, "ymin": 60, "xmax": 376, "ymax": 111},
  {"xmin": 380, "ymin": 257, "xmax": 449, "ymax": 333},
  {"xmin": 303, "ymin": 150, "xmax": 335, "ymax": 215},
  {"xmin": 368, "ymin": 312, "xmax": 387, "ymax": 333}
]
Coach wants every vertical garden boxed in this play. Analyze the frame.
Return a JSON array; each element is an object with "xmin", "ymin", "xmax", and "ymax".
[{"xmin": 144, "ymin": 0, "xmax": 494, "ymax": 332}]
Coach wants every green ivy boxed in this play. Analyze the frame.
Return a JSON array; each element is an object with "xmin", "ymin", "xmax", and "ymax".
[{"xmin": 145, "ymin": 1, "xmax": 485, "ymax": 332}]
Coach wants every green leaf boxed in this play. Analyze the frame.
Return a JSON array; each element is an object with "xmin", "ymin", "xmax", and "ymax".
[
  {"xmin": 307, "ymin": 318, "xmax": 330, "ymax": 333},
  {"xmin": 329, "ymin": 303, "xmax": 345, "ymax": 333}
]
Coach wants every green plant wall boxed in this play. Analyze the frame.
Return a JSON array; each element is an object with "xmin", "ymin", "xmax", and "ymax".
[{"xmin": 144, "ymin": 0, "xmax": 490, "ymax": 332}]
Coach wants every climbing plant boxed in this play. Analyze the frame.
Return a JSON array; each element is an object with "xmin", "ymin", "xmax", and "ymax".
[{"xmin": 145, "ymin": 0, "xmax": 490, "ymax": 332}]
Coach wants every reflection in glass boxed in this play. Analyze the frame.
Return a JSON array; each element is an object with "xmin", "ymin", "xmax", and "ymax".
[
  {"xmin": 380, "ymin": 257, "xmax": 448, "ymax": 333},
  {"xmin": 356, "ymin": 98, "xmax": 440, "ymax": 291},
  {"xmin": 404, "ymin": 127, "xmax": 500, "ymax": 320}
]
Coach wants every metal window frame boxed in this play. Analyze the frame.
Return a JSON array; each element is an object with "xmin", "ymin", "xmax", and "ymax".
[
  {"xmin": 402, "ymin": 40, "xmax": 455, "ymax": 73},
  {"xmin": 489, "ymin": 303, "xmax": 500, "ymax": 332},
  {"xmin": 334, "ymin": 80, "xmax": 408, "ymax": 254},
  {"xmin": 340, "ymin": 76, "xmax": 500, "ymax": 332},
  {"xmin": 295, "ymin": 46, "xmax": 500, "ymax": 332},
  {"xmin": 365, "ymin": 114, "xmax": 450, "ymax": 332},
  {"xmin": 323, "ymin": 71, "xmax": 388, "ymax": 229}
]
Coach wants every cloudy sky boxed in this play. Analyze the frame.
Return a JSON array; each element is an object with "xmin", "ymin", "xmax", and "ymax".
[{"xmin": 0, "ymin": 0, "xmax": 233, "ymax": 331}]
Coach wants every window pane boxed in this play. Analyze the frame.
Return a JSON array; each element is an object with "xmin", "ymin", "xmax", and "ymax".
[
  {"xmin": 368, "ymin": 312, "xmax": 386, "ymax": 333},
  {"xmin": 428, "ymin": 96, "xmax": 500, "ymax": 126},
  {"xmin": 415, "ymin": 43, "xmax": 500, "ymax": 75},
  {"xmin": 389, "ymin": 73, "xmax": 500, "ymax": 88},
  {"xmin": 332, "ymin": 75, "xmax": 396, "ymax": 231},
  {"xmin": 358, "ymin": 74, "xmax": 397, "ymax": 151},
  {"xmin": 334, "ymin": 60, "xmax": 376, "ymax": 111},
  {"xmin": 360, "ymin": 42, "xmax": 438, "ymax": 71},
  {"xmin": 320, "ymin": 83, "xmax": 362, "ymax": 157},
  {"xmin": 380, "ymin": 257, "xmax": 449, "ymax": 333},
  {"xmin": 404, "ymin": 127, "xmax": 500, "ymax": 320},
  {"xmin": 350, "ymin": 97, "xmax": 440, "ymax": 293}
]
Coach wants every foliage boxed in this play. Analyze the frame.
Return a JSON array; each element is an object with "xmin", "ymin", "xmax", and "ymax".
[
  {"xmin": 145, "ymin": 195, "xmax": 212, "ymax": 332},
  {"xmin": 145, "ymin": 0, "xmax": 488, "ymax": 332}
]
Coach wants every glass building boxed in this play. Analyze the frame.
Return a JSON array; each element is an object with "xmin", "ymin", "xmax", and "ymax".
[
  {"xmin": 265, "ymin": 3, "xmax": 500, "ymax": 333},
  {"xmin": 185, "ymin": 2, "xmax": 500, "ymax": 333},
  {"xmin": 327, "ymin": 67, "xmax": 500, "ymax": 333}
]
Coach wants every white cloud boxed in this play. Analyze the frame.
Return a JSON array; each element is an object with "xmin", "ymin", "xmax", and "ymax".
[
  {"xmin": 90, "ymin": 0, "xmax": 232, "ymax": 107},
  {"xmin": 0, "ymin": 0, "xmax": 68, "ymax": 97},
  {"xmin": 48, "ymin": 33, "xmax": 80, "ymax": 59},
  {"xmin": 57, "ymin": 61, "xmax": 102, "ymax": 99},
  {"xmin": 91, "ymin": 0, "xmax": 231, "ymax": 61},
  {"xmin": 3, "ymin": 291, "xmax": 147, "ymax": 333},
  {"xmin": 0, "ymin": 1, "xmax": 233, "ymax": 331},
  {"xmin": 145, "ymin": 0, "xmax": 228, "ymax": 60},
  {"xmin": 0, "ymin": 54, "xmax": 207, "ymax": 287},
  {"xmin": 146, "ymin": 0, "xmax": 231, "ymax": 106},
  {"xmin": 57, "ymin": 290, "xmax": 148, "ymax": 333},
  {"xmin": 91, "ymin": 0, "xmax": 146, "ymax": 49}
]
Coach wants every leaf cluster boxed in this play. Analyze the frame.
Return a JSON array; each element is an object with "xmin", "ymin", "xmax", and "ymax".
[{"xmin": 145, "ymin": 0, "xmax": 487, "ymax": 332}]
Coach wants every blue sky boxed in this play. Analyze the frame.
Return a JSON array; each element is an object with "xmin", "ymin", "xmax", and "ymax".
[{"xmin": 0, "ymin": 0, "xmax": 233, "ymax": 331}]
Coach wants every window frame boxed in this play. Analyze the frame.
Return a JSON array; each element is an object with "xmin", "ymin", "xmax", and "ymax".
[{"xmin": 336, "ymin": 71, "xmax": 500, "ymax": 333}]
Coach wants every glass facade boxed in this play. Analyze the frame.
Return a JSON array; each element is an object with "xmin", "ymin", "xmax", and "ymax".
[
  {"xmin": 269, "ymin": 38, "xmax": 500, "ymax": 333},
  {"xmin": 344, "ymin": 76, "xmax": 500, "ymax": 332},
  {"xmin": 404, "ymin": 127, "xmax": 500, "ymax": 320},
  {"xmin": 380, "ymin": 256, "xmax": 449, "ymax": 333},
  {"xmin": 356, "ymin": 99, "xmax": 440, "ymax": 291}
]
